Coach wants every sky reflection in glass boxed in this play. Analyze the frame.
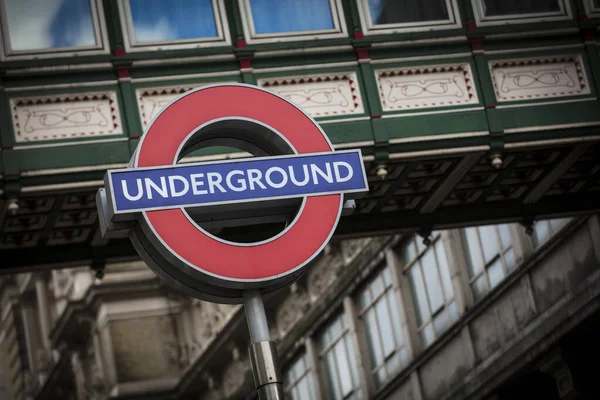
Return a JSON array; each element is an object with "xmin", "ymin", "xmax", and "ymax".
[
  {"xmin": 249, "ymin": 0, "xmax": 334, "ymax": 34},
  {"xmin": 128, "ymin": 0, "xmax": 217, "ymax": 43},
  {"xmin": 5, "ymin": 0, "xmax": 96, "ymax": 51}
]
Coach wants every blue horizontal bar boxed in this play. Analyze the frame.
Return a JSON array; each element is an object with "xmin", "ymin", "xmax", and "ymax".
[{"xmin": 108, "ymin": 150, "xmax": 368, "ymax": 213}]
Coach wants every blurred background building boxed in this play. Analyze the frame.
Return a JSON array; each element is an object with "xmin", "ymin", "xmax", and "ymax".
[{"xmin": 1, "ymin": 0, "xmax": 600, "ymax": 399}]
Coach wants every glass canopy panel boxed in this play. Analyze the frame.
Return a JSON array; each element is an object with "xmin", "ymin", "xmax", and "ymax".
[
  {"xmin": 5, "ymin": 0, "xmax": 97, "ymax": 51},
  {"xmin": 482, "ymin": 0, "xmax": 560, "ymax": 16},
  {"xmin": 248, "ymin": 0, "xmax": 335, "ymax": 34},
  {"xmin": 368, "ymin": 0, "xmax": 450, "ymax": 24},
  {"xmin": 128, "ymin": 0, "xmax": 217, "ymax": 43}
]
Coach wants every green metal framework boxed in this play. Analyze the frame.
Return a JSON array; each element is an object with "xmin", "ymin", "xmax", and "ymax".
[{"xmin": 1, "ymin": 0, "xmax": 600, "ymax": 273}]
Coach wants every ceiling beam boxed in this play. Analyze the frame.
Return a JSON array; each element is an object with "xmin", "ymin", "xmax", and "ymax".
[
  {"xmin": 523, "ymin": 145, "xmax": 590, "ymax": 204},
  {"xmin": 0, "ymin": 238, "xmax": 137, "ymax": 275},
  {"xmin": 373, "ymin": 162, "xmax": 419, "ymax": 212},
  {"xmin": 475, "ymin": 153, "xmax": 524, "ymax": 205},
  {"xmin": 419, "ymin": 153, "xmax": 482, "ymax": 214},
  {"xmin": 336, "ymin": 194, "xmax": 600, "ymax": 238},
  {"xmin": 2, "ymin": 192, "xmax": 600, "ymax": 273}
]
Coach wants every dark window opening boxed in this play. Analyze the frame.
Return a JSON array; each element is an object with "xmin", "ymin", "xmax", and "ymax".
[
  {"xmin": 369, "ymin": 0, "xmax": 450, "ymax": 25},
  {"xmin": 482, "ymin": 0, "xmax": 561, "ymax": 16}
]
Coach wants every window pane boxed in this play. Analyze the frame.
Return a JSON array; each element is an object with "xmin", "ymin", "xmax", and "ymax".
[
  {"xmin": 294, "ymin": 382, "xmax": 308, "ymax": 400},
  {"xmin": 344, "ymin": 335, "xmax": 361, "ymax": 395},
  {"xmin": 482, "ymin": 0, "xmax": 560, "ymax": 16},
  {"xmin": 334, "ymin": 342, "xmax": 353, "ymax": 397},
  {"xmin": 307, "ymin": 374, "xmax": 318, "ymax": 399},
  {"xmin": 368, "ymin": 0, "xmax": 450, "ymax": 25},
  {"xmin": 448, "ymin": 301, "xmax": 458, "ymax": 322},
  {"xmin": 289, "ymin": 364, "xmax": 298, "ymax": 381},
  {"xmin": 324, "ymin": 353, "xmax": 342, "ymax": 399},
  {"xmin": 479, "ymin": 225, "xmax": 500, "ymax": 263},
  {"xmin": 399, "ymin": 347, "xmax": 408, "ymax": 365},
  {"xmin": 330, "ymin": 317, "xmax": 343, "ymax": 340},
  {"xmin": 341, "ymin": 314, "xmax": 349, "ymax": 330},
  {"xmin": 382, "ymin": 267, "xmax": 392, "ymax": 286},
  {"xmin": 249, "ymin": 0, "xmax": 335, "ymax": 34},
  {"xmin": 385, "ymin": 353, "xmax": 401, "ymax": 379},
  {"xmin": 498, "ymin": 224, "xmax": 512, "ymax": 249},
  {"xmin": 504, "ymin": 248, "xmax": 516, "ymax": 271},
  {"xmin": 422, "ymin": 249, "xmax": 444, "ymax": 312},
  {"xmin": 374, "ymin": 367, "xmax": 386, "ymax": 389},
  {"xmin": 435, "ymin": 240, "xmax": 454, "ymax": 300},
  {"xmin": 129, "ymin": 0, "xmax": 217, "ymax": 43},
  {"xmin": 420, "ymin": 323, "xmax": 435, "ymax": 347},
  {"xmin": 534, "ymin": 218, "xmax": 571, "ymax": 248},
  {"xmin": 364, "ymin": 310, "xmax": 384, "ymax": 367},
  {"xmin": 488, "ymin": 259, "xmax": 505, "ymax": 289},
  {"xmin": 320, "ymin": 329, "xmax": 331, "ymax": 349},
  {"xmin": 359, "ymin": 268, "xmax": 405, "ymax": 386},
  {"xmin": 472, "ymin": 275, "xmax": 488, "ymax": 300},
  {"xmin": 433, "ymin": 311, "xmax": 449, "ymax": 335},
  {"xmin": 358, "ymin": 288, "xmax": 371, "ymax": 311},
  {"xmin": 5, "ymin": 0, "xmax": 97, "ymax": 51},
  {"xmin": 533, "ymin": 221, "xmax": 550, "ymax": 246},
  {"xmin": 464, "ymin": 227, "xmax": 484, "ymax": 276},
  {"xmin": 403, "ymin": 240, "xmax": 418, "ymax": 264},
  {"xmin": 374, "ymin": 299, "xmax": 395, "ymax": 357},
  {"xmin": 297, "ymin": 375, "xmax": 313, "ymax": 400},
  {"xmin": 284, "ymin": 353, "xmax": 317, "ymax": 400},
  {"xmin": 320, "ymin": 314, "xmax": 359, "ymax": 400},
  {"xmin": 285, "ymin": 370, "xmax": 295, "ymax": 389},
  {"xmin": 408, "ymin": 265, "xmax": 429, "ymax": 325},
  {"xmin": 387, "ymin": 291, "xmax": 404, "ymax": 348},
  {"xmin": 550, "ymin": 218, "xmax": 570, "ymax": 231},
  {"xmin": 294, "ymin": 357, "xmax": 305, "ymax": 379},
  {"xmin": 416, "ymin": 236, "xmax": 427, "ymax": 254},
  {"xmin": 371, "ymin": 274, "xmax": 385, "ymax": 298}
]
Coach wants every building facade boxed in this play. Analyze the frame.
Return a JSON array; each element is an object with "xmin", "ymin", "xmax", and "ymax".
[
  {"xmin": 1, "ymin": 0, "xmax": 600, "ymax": 399},
  {"xmin": 1, "ymin": 216, "xmax": 600, "ymax": 399}
]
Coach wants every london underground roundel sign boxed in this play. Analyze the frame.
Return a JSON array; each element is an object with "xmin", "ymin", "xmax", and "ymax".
[{"xmin": 98, "ymin": 84, "xmax": 369, "ymax": 303}]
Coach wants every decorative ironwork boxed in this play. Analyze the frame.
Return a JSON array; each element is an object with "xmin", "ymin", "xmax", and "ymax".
[
  {"xmin": 10, "ymin": 92, "xmax": 123, "ymax": 142},
  {"xmin": 489, "ymin": 55, "xmax": 590, "ymax": 101},
  {"xmin": 258, "ymin": 73, "xmax": 364, "ymax": 118},
  {"xmin": 375, "ymin": 64, "xmax": 479, "ymax": 111}
]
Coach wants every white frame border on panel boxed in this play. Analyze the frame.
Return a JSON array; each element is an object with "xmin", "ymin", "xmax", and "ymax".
[
  {"xmin": 487, "ymin": 54, "xmax": 591, "ymax": 103},
  {"xmin": 238, "ymin": 0, "xmax": 348, "ymax": 44},
  {"xmin": 116, "ymin": 0, "xmax": 231, "ymax": 52},
  {"xmin": 357, "ymin": 0, "xmax": 462, "ymax": 36},
  {"xmin": 471, "ymin": 0, "xmax": 572, "ymax": 26},
  {"xmin": 0, "ymin": 0, "xmax": 110, "ymax": 61},
  {"xmin": 583, "ymin": 0, "xmax": 600, "ymax": 18}
]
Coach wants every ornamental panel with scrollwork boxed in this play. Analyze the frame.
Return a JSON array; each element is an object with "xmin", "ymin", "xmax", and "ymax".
[
  {"xmin": 136, "ymin": 84, "xmax": 236, "ymax": 130},
  {"xmin": 375, "ymin": 63, "xmax": 479, "ymax": 111},
  {"xmin": 136, "ymin": 85, "xmax": 198, "ymax": 131},
  {"xmin": 489, "ymin": 55, "xmax": 591, "ymax": 102},
  {"xmin": 257, "ymin": 72, "xmax": 365, "ymax": 118},
  {"xmin": 9, "ymin": 92, "xmax": 123, "ymax": 143}
]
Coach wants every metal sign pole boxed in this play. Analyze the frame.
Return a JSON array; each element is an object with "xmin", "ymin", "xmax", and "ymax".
[{"xmin": 243, "ymin": 291, "xmax": 285, "ymax": 400}]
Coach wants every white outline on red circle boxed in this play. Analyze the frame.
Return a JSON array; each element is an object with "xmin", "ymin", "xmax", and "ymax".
[{"xmin": 132, "ymin": 83, "xmax": 343, "ymax": 285}]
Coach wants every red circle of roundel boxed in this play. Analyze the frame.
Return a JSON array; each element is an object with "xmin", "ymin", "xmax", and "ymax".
[{"xmin": 135, "ymin": 85, "xmax": 342, "ymax": 281}]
